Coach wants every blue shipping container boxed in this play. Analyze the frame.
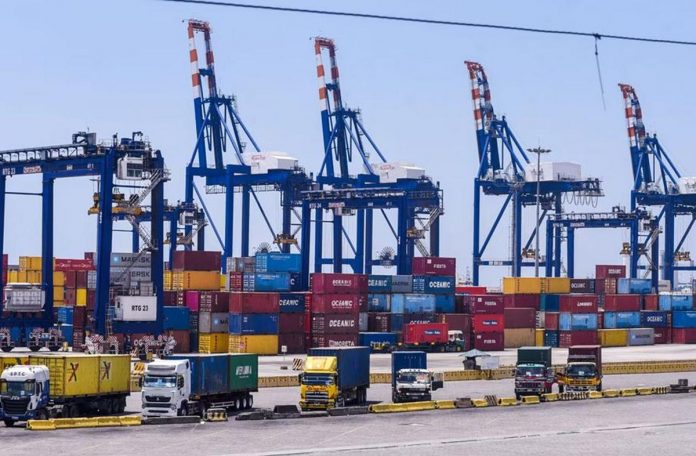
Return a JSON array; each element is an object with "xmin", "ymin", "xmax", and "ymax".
[
  {"xmin": 672, "ymin": 311, "xmax": 696, "ymax": 328},
  {"xmin": 9, "ymin": 327, "xmax": 22, "ymax": 342},
  {"xmin": 368, "ymin": 294, "xmax": 391, "ymax": 312},
  {"xmin": 251, "ymin": 272, "xmax": 301, "ymax": 292},
  {"xmin": 56, "ymin": 307, "xmax": 74, "ymax": 325},
  {"xmin": 391, "ymin": 275, "xmax": 413, "ymax": 293},
  {"xmin": 359, "ymin": 332, "xmax": 399, "ymax": 351},
  {"xmin": 164, "ymin": 306, "xmax": 190, "ymax": 330},
  {"xmin": 658, "ymin": 293, "xmax": 693, "ymax": 311},
  {"xmin": 617, "ymin": 278, "xmax": 652, "ymax": 294},
  {"xmin": 544, "ymin": 330, "xmax": 559, "ymax": 347},
  {"xmin": 391, "ymin": 294, "xmax": 436, "ymax": 314},
  {"xmin": 308, "ymin": 347, "xmax": 371, "ymax": 389},
  {"xmin": 434, "ymin": 294, "xmax": 455, "ymax": 313},
  {"xmin": 368, "ymin": 275, "xmax": 393, "ymax": 293},
  {"xmin": 540, "ymin": 295, "xmax": 560, "ymax": 312},
  {"xmin": 229, "ymin": 313, "xmax": 279, "ymax": 334},
  {"xmin": 559, "ymin": 313, "xmax": 598, "ymax": 331},
  {"xmin": 604, "ymin": 311, "xmax": 641, "ymax": 329},
  {"xmin": 169, "ymin": 354, "xmax": 230, "ymax": 396},
  {"xmin": 278, "ymin": 293, "xmax": 306, "ymax": 313},
  {"xmin": 640, "ymin": 311, "xmax": 669, "ymax": 328},
  {"xmin": 61, "ymin": 324, "xmax": 73, "ymax": 344},
  {"xmin": 412, "ymin": 276, "xmax": 455, "ymax": 294},
  {"xmin": 390, "ymin": 314, "xmax": 404, "ymax": 332},
  {"xmin": 391, "ymin": 351, "xmax": 427, "ymax": 387},
  {"xmin": 254, "ymin": 253, "xmax": 301, "ymax": 273}
]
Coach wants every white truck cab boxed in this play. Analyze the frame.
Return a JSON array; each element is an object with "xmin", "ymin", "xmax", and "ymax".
[
  {"xmin": 0, "ymin": 365, "xmax": 51, "ymax": 424},
  {"xmin": 392, "ymin": 369, "xmax": 443, "ymax": 403},
  {"xmin": 141, "ymin": 359, "xmax": 190, "ymax": 417}
]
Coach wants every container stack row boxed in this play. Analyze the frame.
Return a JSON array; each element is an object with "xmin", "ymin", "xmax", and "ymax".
[{"xmin": 309, "ymin": 273, "xmax": 367, "ymax": 348}]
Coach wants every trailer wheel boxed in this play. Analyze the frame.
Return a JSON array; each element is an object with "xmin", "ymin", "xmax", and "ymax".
[
  {"xmin": 117, "ymin": 397, "xmax": 126, "ymax": 414},
  {"xmin": 233, "ymin": 397, "xmax": 242, "ymax": 411},
  {"xmin": 0, "ymin": 347, "xmax": 12, "ymax": 353},
  {"xmin": 247, "ymin": 395, "xmax": 253, "ymax": 409},
  {"xmin": 597, "ymin": 382, "xmax": 603, "ymax": 392},
  {"xmin": 242, "ymin": 396, "xmax": 249, "ymax": 410},
  {"xmin": 4, "ymin": 419, "xmax": 16, "ymax": 427},
  {"xmin": 36, "ymin": 409, "xmax": 49, "ymax": 420},
  {"xmin": 29, "ymin": 346, "xmax": 40, "ymax": 352},
  {"xmin": 64, "ymin": 404, "xmax": 78, "ymax": 418}
]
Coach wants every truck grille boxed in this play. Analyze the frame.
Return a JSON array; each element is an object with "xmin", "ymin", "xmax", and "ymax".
[
  {"xmin": 1, "ymin": 397, "xmax": 29, "ymax": 416},
  {"xmin": 305, "ymin": 392, "xmax": 329, "ymax": 402},
  {"xmin": 145, "ymin": 396, "xmax": 171, "ymax": 403},
  {"xmin": 519, "ymin": 382, "xmax": 540, "ymax": 389}
]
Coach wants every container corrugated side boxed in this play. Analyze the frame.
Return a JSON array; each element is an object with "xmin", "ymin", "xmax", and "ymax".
[
  {"xmin": 198, "ymin": 333, "xmax": 229, "ymax": 353},
  {"xmin": 98, "ymin": 355, "xmax": 131, "ymax": 393},
  {"xmin": 29, "ymin": 354, "xmax": 99, "ymax": 398},
  {"xmin": 502, "ymin": 277, "xmax": 543, "ymax": 294},
  {"xmin": 229, "ymin": 353, "xmax": 258, "ymax": 391},
  {"xmin": 598, "ymin": 329, "xmax": 628, "ymax": 347},
  {"xmin": 228, "ymin": 335, "xmax": 278, "ymax": 355}
]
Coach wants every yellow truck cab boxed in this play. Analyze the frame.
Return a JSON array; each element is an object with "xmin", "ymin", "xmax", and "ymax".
[{"xmin": 300, "ymin": 356, "xmax": 339, "ymax": 410}]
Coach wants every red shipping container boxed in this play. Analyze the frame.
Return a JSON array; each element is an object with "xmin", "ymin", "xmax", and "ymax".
[
  {"xmin": 311, "ymin": 333, "xmax": 358, "ymax": 348},
  {"xmin": 72, "ymin": 329, "xmax": 85, "ymax": 350},
  {"xmin": 311, "ymin": 314, "xmax": 359, "ymax": 334},
  {"xmin": 595, "ymin": 278, "xmax": 618, "ymax": 294},
  {"xmin": 163, "ymin": 291, "xmax": 178, "ymax": 306},
  {"xmin": 603, "ymin": 294, "xmax": 641, "ymax": 312},
  {"xmin": 173, "ymin": 251, "xmax": 222, "ymax": 271},
  {"xmin": 64, "ymin": 289, "xmax": 76, "ymax": 306},
  {"xmin": 279, "ymin": 333, "xmax": 305, "ymax": 353},
  {"xmin": 229, "ymin": 292, "xmax": 280, "ymax": 314},
  {"xmin": 185, "ymin": 291, "xmax": 200, "ymax": 311},
  {"xmin": 672, "ymin": 328, "xmax": 696, "ymax": 344},
  {"xmin": 544, "ymin": 312, "xmax": 560, "ymax": 331},
  {"xmin": 167, "ymin": 330, "xmax": 191, "ymax": 353},
  {"xmin": 504, "ymin": 294, "xmax": 540, "ymax": 310},
  {"xmin": 311, "ymin": 273, "xmax": 368, "ymax": 294},
  {"xmin": 653, "ymin": 327, "xmax": 671, "ymax": 344},
  {"xmin": 643, "ymin": 295, "xmax": 659, "ymax": 311},
  {"xmin": 311, "ymin": 294, "xmax": 363, "ymax": 314},
  {"xmin": 73, "ymin": 307, "xmax": 86, "ymax": 328},
  {"xmin": 473, "ymin": 332, "xmax": 504, "ymax": 351},
  {"xmin": 504, "ymin": 307, "xmax": 536, "ymax": 328},
  {"xmin": 64, "ymin": 271, "xmax": 77, "ymax": 289},
  {"xmin": 455, "ymin": 286, "xmax": 487, "ymax": 294},
  {"xmin": 403, "ymin": 323, "xmax": 448, "ymax": 344},
  {"xmin": 412, "ymin": 257, "xmax": 456, "ymax": 276},
  {"xmin": 86, "ymin": 289, "xmax": 95, "ymax": 311},
  {"xmin": 199, "ymin": 291, "xmax": 229, "ymax": 313},
  {"xmin": 75, "ymin": 271, "xmax": 88, "ymax": 289},
  {"xmin": 559, "ymin": 330, "xmax": 597, "ymax": 347},
  {"xmin": 279, "ymin": 313, "xmax": 305, "ymax": 333},
  {"xmin": 54, "ymin": 258, "xmax": 94, "ymax": 272},
  {"xmin": 437, "ymin": 313, "xmax": 471, "ymax": 333},
  {"xmin": 559, "ymin": 295, "xmax": 598, "ymax": 313},
  {"xmin": 368, "ymin": 312, "xmax": 391, "ymax": 332},
  {"xmin": 466, "ymin": 295, "xmax": 505, "ymax": 314},
  {"xmin": 472, "ymin": 314, "xmax": 504, "ymax": 333},
  {"xmin": 229, "ymin": 272, "xmax": 243, "ymax": 291},
  {"xmin": 595, "ymin": 265, "xmax": 626, "ymax": 279}
]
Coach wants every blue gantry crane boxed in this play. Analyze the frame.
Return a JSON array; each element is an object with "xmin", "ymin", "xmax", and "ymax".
[
  {"xmin": 299, "ymin": 37, "xmax": 443, "ymax": 282},
  {"xmin": 0, "ymin": 131, "xmax": 166, "ymax": 339},
  {"xmin": 466, "ymin": 61, "xmax": 603, "ymax": 284},
  {"xmin": 619, "ymin": 83, "xmax": 696, "ymax": 285},
  {"xmin": 184, "ymin": 20, "xmax": 313, "ymax": 272}
]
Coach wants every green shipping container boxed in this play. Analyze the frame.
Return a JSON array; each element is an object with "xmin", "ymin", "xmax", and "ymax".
[{"xmin": 229, "ymin": 353, "xmax": 259, "ymax": 392}]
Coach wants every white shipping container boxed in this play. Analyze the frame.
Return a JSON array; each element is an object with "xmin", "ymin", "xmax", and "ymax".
[
  {"xmin": 678, "ymin": 177, "xmax": 696, "ymax": 194},
  {"xmin": 4, "ymin": 285, "xmax": 45, "ymax": 312},
  {"xmin": 242, "ymin": 151, "xmax": 298, "ymax": 174},
  {"xmin": 114, "ymin": 296, "xmax": 157, "ymax": 321},
  {"xmin": 110, "ymin": 252, "xmax": 151, "ymax": 267},
  {"xmin": 525, "ymin": 162, "xmax": 582, "ymax": 182},
  {"xmin": 372, "ymin": 162, "xmax": 425, "ymax": 183}
]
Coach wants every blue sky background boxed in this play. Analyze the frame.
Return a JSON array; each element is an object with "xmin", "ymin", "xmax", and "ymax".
[{"xmin": 2, "ymin": 0, "xmax": 695, "ymax": 286}]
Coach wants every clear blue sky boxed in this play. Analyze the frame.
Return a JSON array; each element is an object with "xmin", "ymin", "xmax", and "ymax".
[{"xmin": 2, "ymin": 0, "xmax": 696, "ymax": 286}]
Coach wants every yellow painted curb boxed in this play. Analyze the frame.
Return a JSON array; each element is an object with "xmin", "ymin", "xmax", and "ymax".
[
  {"xmin": 26, "ymin": 420, "xmax": 56, "ymax": 431},
  {"xmin": 541, "ymin": 393, "xmax": 559, "ymax": 402},
  {"xmin": 588, "ymin": 391, "xmax": 603, "ymax": 399},
  {"xmin": 26, "ymin": 415, "xmax": 140, "ymax": 431},
  {"xmin": 435, "ymin": 400, "xmax": 456, "ymax": 410},
  {"xmin": 637, "ymin": 387, "xmax": 654, "ymax": 396},
  {"xmin": 603, "ymin": 389, "xmax": 620, "ymax": 398},
  {"xmin": 620, "ymin": 388, "xmax": 637, "ymax": 397},
  {"xmin": 652, "ymin": 386, "xmax": 670, "ymax": 395},
  {"xmin": 369, "ymin": 401, "xmax": 437, "ymax": 414},
  {"xmin": 471, "ymin": 398, "xmax": 489, "ymax": 408},
  {"xmin": 521, "ymin": 395, "xmax": 540, "ymax": 405},
  {"xmin": 497, "ymin": 397, "xmax": 518, "ymax": 406}
]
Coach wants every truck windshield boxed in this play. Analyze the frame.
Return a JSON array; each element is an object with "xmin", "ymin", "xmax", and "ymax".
[
  {"xmin": 303, "ymin": 373, "xmax": 334, "ymax": 386},
  {"xmin": 516, "ymin": 366, "xmax": 546, "ymax": 377},
  {"xmin": 0, "ymin": 380, "xmax": 35, "ymax": 397},
  {"xmin": 397, "ymin": 373, "xmax": 429, "ymax": 383},
  {"xmin": 143, "ymin": 375, "xmax": 177, "ymax": 388},
  {"xmin": 567, "ymin": 364, "xmax": 596, "ymax": 377}
]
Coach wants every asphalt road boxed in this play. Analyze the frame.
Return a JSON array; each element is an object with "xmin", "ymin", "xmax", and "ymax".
[{"xmin": 3, "ymin": 393, "xmax": 695, "ymax": 455}]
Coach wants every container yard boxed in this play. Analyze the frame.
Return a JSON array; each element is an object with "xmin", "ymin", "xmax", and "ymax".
[{"xmin": 3, "ymin": 1, "xmax": 696, "ymax": 455}]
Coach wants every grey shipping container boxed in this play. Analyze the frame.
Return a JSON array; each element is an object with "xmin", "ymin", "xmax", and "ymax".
[{"xmin": 199, "ymin": 312, "xmax": 230, "ymax": 333}]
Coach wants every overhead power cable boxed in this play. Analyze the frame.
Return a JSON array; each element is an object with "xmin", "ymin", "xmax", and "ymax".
[{"xmin": 160, "ymin": 0, "xmax": 696, "ymax": 46}]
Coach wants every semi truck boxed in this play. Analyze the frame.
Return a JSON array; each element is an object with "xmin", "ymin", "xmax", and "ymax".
[
  {"xmin": 142, "ymin": 353, "xmax": 258, "ymax": 417},
  {"xmin": 300, "ymin": 346, "xmax": 370, "ymax": 411},
  {"xmin": 0, "ymin": 353, "xmax": 130, "ymax": 426},
  {"xmin": 397, "ymin": 323, "xmax": 467, "ymax": 352},
  {"xmin": 557, "ymin": 345, "xmax": 603, "ymax": 392},
  {"xmin": 391, "ymin": 351, "xmax": 443, "ymax": 403},
  {"xmin": 514, "ymin": 346, "xmax": 555, "ymax": 399}
]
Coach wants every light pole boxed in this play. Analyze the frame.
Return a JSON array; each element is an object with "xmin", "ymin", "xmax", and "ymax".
[{"xmin": 527, "ymin": 147, "xmax": 551, "ymax": 277}]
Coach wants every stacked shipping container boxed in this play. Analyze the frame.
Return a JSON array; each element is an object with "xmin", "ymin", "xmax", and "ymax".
[{"xmin": 309, "ymin": 273, "xmax": 366, "ymax": 348}]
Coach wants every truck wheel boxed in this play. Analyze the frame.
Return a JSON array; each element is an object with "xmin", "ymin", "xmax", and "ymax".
[
  {"xmin": 424, "ymin": 394, "xmax": 432, "ymax": 402},
  {"xmin": 117, "ymin": 397, "xmax": 126, "ymax": 414},
  {"xmin": 515, "ymin": 393, "xmax": 521, "ymax": 401},
  {"xmin": 4, "ymin": 419, "xmax": 16, "ymax": 427},
  {"xmin": 0, "ymin": 347, "xmax": 12, "ymax": 353},
  {"xmin": 29, "ymin": 346, "xmax": 40, "ymax": 352},
  {"xmin": 242, "ymin": 396, "xmax": 249, "ymax": 410},
  {"xmin": 178, "ymin": 403, "xmax": 189, "ymax": 417},
  {"xmin": 559, "ymin": 385, "xmax": 565, "ymax": 393},
  {"xmin": 247, "ymin": 395, "xmax": 253, "ymax": 409},
  {"xmin": 36, "ymin": 409, "xmax": 49, "ymax": 420},
  {"xmin": 234, "ymin": 397, "xmax": 242, "ymax": 411},
  {"xmin": 64, "ymin": 404, "xmax": 78, "ymax": 418},
  {"xmin": 597, "ymin": 383, "xmax": 603, "ymax": 392}
]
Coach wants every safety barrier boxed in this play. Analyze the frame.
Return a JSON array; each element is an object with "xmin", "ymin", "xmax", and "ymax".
[
  {"xmin": 471, "ymin": 398, "xmax": 489, "ymax": 408},
  {"xmin": 588, "ymin": 391, "xmax": 603, "ymax": 399},
  {"xmin": 521, "ymin": 395, "xmax": 540, "ymax": 405},
  {"xmin": 637, "ymin": 387, "xmax": 654, "ymax": 396},
  {"xmin": 559, "ymin": 391, "xmax": 589, "ymax": 401},
  {"xmin": 602, "ymin": 389, "xmax": 620, "ymax": 398},
  {"xmin": 435, "ymin": 400, "xmax": 456, "ymax": 409},
  {"xmin": 653, "ymin": 386, "xmax": 671, "ymax": 394},
  {"xmin": 497, "ymin": 397, "xmax": 518, "ymax": 406},
  {"xmin": 541, "ymin": 393, "xmax": 559, "ymax": 402},
  {"xmin": 369, "ymin": 401, "xmax": 437, "ymax": 414},
  {"xmin": 206, "ymin": 408, "xmax": 228, "ymax": 422},
  {"xmin": 620, "ymin": 388, "xmax": 637, "ymax": 397},
  {"xmin": 259, "ymin": 376, "xmax": 300, "ymax": 388},
  {"xmin": 26, "ymin": 415, "xmax": 141, "ymax": 431}
]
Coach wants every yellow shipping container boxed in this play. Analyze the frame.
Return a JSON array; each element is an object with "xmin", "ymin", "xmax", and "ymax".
[
  {"xmin": 220, "ymin": 273, "xmax": 226, "ymax": 290},
  {"xmin": 199, "ymin": 333, "xmax": 229, "ymax": 353},
  {"xmin": 164, "ymin": 270, "xmax": 172, "ymax": 291},
  {"xmin": 504, "ymin": 328, "xmax": 535, "ymax": 348},
  {"xmin": 53, "ymin": 271, "xmax": 65, "ymax": 287},
  {"xmin": 0, "ymin": 354, "xmax": 29, "ymax": 372},
  {"xmin": 19, "ymin": 256, "xmax": 42, "ymax": 272},
  {"xmin": 502, "ymin": 277, "xmax": 543, "ymax": 294},
  {"xmin": 535, "ymin": 328, "xmax": 545, "ymax": 347},
  {"xmin": 543, "ymin": 278, "xmax": 571, "ymax": 294},
  {"xmin": 229, "ymin": 335, "xmax": 279, "ymax": 355},
  {"xmin": 14, "ymin": 271, "xmax": 27, "ymax": 283},
  {"xmin": 54, "ymin": 286, "xmax": 64, "ymax": 302},
  {"xmin": 7, "ymin": 270, "xmax": 18, "ymax": 283},
  {"xmin": 28, "ymin": 354, "xmax": 130, "ymax": 397},
  {"xmin": 599, "ymin": 329, "xmax": 628, "ymax": 347},
  {"xmin": 76, "ymin": 288, "xmax": 87, "ymax": 306},
  {"xmin": 26, "ymin": 270, "xmax": 41, "ymax": 284},
  {"xmin": 174, "ymin": 271, "xmax": 220, "ymax": 291}
]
